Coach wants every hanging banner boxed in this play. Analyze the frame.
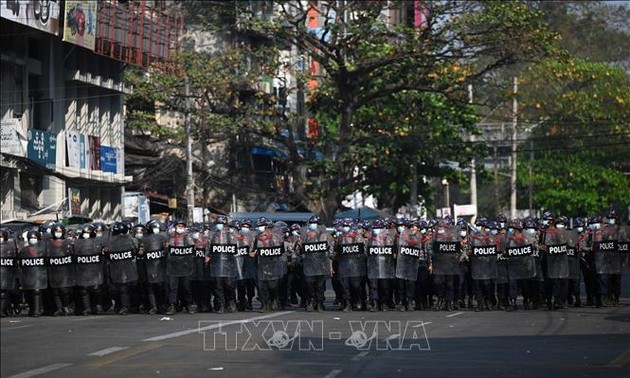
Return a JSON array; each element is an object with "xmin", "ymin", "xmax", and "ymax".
[
  {"xmin": 62, "ymin": 0, "xmax": 97, "ymax": 51},
  {"xmin": 66, "ymin": 131, "xmax": 81, "ymax": 168},
  {"xmin": 79, "ymin": 134, "xmax": 87, "ymax": 169},
  {"xmin": 27, "ymin": 129, "xmax": 57, "ymax": 169},
  {"xmin": 100, "ymin": 145, "xmax": 118, "ymax": 173},
  {"xmin": 1, "ymin": 118, "xmax": 27, "ymax": 157},
  {"xmin": 68, "ymin": 187, "xmax": 81, "ymax": 216},
  {"xmin": 88, "ymin": 135, "xmax": 100, "ymax": 170},
  {"xmin": 1, "ymin": 0, "xmax": 60, "ymax": 35}
]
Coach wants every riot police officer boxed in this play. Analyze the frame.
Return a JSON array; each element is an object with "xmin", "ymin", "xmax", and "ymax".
[
  {"xmin": 299, "ymin": 215, "xmax": 334, "ymax": 312},
  {"xmin": 250, "ymin": 217, "xmax": 287, "ymax": 312},
  {"xmin": 165, "ymin": 220, "xmax": 195, "ymax": 315},
  {"xmin": 366, "ymin": 219, "xmax": 396, "ymax": 311},
  {"xmin": 74, "ymin": 223, "xmax": 106, "ymax": 315},
  {"xmin": 106, "ymin": 221, "xmax": 140, "ymax": 315},
  {"xmin": 138, "ymin": 220, "xmax": 169, "ymax": 314},
  {"xmin": 18, "ymin": 230, "xmax": 47, "ymax": 317},
  {"xmin": 207, "ymin": 215, "xmax": 238, "ymax": 313},
  {"xmin": 235, "ymin": 219, "xmax": 257, "ymax": 311},
  {"xmin": 335, "ymin": 218, "xmax": 366, "ymax": 311},
  {"xmin": 47, "ymin": 223, "xmax": 76, "ymax": 316},
  {"xmin": 0, "ymin": 228, "xmax": 18, "ymax": 317}
]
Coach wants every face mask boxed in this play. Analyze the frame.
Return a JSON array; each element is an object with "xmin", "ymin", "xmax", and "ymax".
[
  {"xmin": 152, "ymin": 227, "xmax": 160, "ymax": 234},
  {"xmin": 342, "ymin": 226, "xmax": 350, "ymax": 233},
  {"xmin": 373, "ymin": 229, "xmax": 382, "ymax": 235},
  {"xmin": 175, "ymin": 228, "xmax": 186, "ymax": 234},
  {"xmin": 420, "ymin": 228, "xmax": 426, "ymax": 234},
  {"xmin": 192, "ymin": 232, "xmax": 200, "ymax": 239},
  {"xmin": 593, "ymin": 224, "xmax": 601, "ymax": 230},
  {"xmin": 82, "ymin": 233, "xmax": 91, "ymax": 239},
  {"xmin": 216, "ymin": 224, "xmax": 224, "ymax": 231},
  {"xmin": 507, "ymin": 228, "xmax": 514, "ymax": 234},
  {"xmin": 437, "ymin": 229, "xmax": 445, "ymax": 235},
  {"xmin": 556, "ymin": 224, "xmax": 565, "ymax": 229},
  {"xmin": 484, "ymin": 228, "xmax": 491, "ymax": 234},
  {"xmin": 459, "ymin": 230, "xmax": 467, "ymax": 237},
  {"xmin": 577, "ymin": 227, "xmax": 584, "ymax": 233},
  {"xmin": 490, "ymin": 230, "xmax": 498, "ymax": 236},
  {"xmin": 397, "ymin": 226, "xmax": 405, "ymax": 233},
  {"xmin": 608, "ymin": 219, "xmax": 616, "ymax": 225},
  {"xmin": 500, "ymin": 222, "xmax": 506, "ymax": 229},
  {"xmin": 542, "ymin": 220, "xmax": 550, "ymax": 227},
  {"xmin": 257, "ymin": 226, "xmax": 266, "ymax": 233},
  {"xmin": 240, "ymin": 228, "xmax": 250, "ymax": 234},
  {"xmin": 54, "ymin": 232, "xmax": 63, "ymax": 239},
  {"xmin": 96, "ymin": 232, "xmax": 103, "ymax": 238},
  {"xmin": 45, "ymin": 228, "xmax": 51, "ymax": 235},
  {"xmin": 0, "ymin": 237, "xmax": 4, "ymax": 243},
  {"xmin": 524, "ymin": 228, "xmax": 535, "ymax": 235},
  {"xmin": 29, "ymin": 239, "xmax": 38, "ymax": 245},
  {"xmin": 308, "ymin": 223, "xmax": 318, "ymax": 231}
]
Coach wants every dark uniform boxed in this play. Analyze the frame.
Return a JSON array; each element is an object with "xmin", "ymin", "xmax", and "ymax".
[
  {"xmin": 0, "ymin": 228, "xmax": 19, "ymax": 317},
  {"xmin": 165, "ymin": 220, "xmax": 195, "ymax": 315}
]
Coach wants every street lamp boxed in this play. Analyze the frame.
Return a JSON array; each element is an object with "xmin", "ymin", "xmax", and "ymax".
[{"xmin": 442, "ymin": 178, "xmax": 450, "ymax": 208}]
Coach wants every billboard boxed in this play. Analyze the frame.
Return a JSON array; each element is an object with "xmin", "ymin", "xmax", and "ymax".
[
  {"xmin": 1, "ymin": 0, "xmax": 61, "ymax": 36},
  {"xmin": 62, "ymin": 0, "xmax": 97, "ymax": 50}
]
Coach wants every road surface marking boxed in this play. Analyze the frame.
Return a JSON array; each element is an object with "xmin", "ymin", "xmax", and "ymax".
[
  {"xmin": 351, "ymin": 351, "xmax": 370, "ymax": 361},
  {"xmin": 607, "ymin": 346, "xmax": 630, "ymax": 367},
  {"xmin": 92, "ymin": 343, "xmax": 162, "ymax": 367},
  {"xmin": 5, "ymin": 363, "xmax": 72, "ymax": 378},
  {"xmin": 3, "ymin": 325, "xmax": 33, "ymax": 330},
  {"xmin": 323, "ymin": 369, "xmax": 343, "ymax": 378},
  {"xmin": 143, "ymin": 310, "xmax": 295, "ymax": 342},
  {"xmin": 446, "ymin": 311, "xmax": 464, "ymax": 318},
  {"xmin": 88, "ymin": 346, "xmax": 129, "ymax": 357}
]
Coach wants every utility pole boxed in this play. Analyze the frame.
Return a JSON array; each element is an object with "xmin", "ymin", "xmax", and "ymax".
[
  {"xmin": 468, "ymin": 84, "xmax": 477, "ymax": 211},
  {"xmin": 510, "ymin": 77, "xmax": 518, "ymax": 219},
  {"xmin": 185, "ymin": 76, "xmax": 194, "ymax": 224}
]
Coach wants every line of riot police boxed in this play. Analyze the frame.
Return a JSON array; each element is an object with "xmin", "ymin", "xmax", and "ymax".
[{"xmin": 0, "ymin": 210, "xmax": 627, "ymax": 317}]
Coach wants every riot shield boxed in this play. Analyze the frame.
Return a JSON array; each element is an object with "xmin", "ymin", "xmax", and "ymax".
[
  {"xmin": 505, "ymin": 232, "xmax": 536, "ymax": 280},
  {"xmin": 300, "ymin": 226, "xmax": 332, "ymax": 277},
  {"xmin": 73, "ymin": 238, "xmax": 104, "ymax": 287},
  {"xmin": 236, "ymin": 233, "xmax": 256, "ymax": 280},
  {"xmin": 0, "ymin": 240, "xmax": 18, "ymax": 290},
  {"xmin": 432, "ymin": 226, "xmax": 461, "ymax": 276},
  {"xmin": 192, "ymin": 244, "xmax": 211, "ymax": 281},
  {"xmin": 543, "ymin": 228, "xmax": 569, "ymax": 279},
  {"xmin": 395, "ymin": 230, "xmax": 423, "ymax": 281},
  {"xmin": 255, "ymin": 239, "xmax": 287, "ymax": 280},
  {"xmin": 208, "ymin": 243, "xmax": 238, "ymax": 278},
  {"xmin": 18, "ymin": 244, "xmax": 48, "ymax": 290},
  {"xmin": 166, "ymin": 242, "xmax": 194, "ymax": 278},
  {"xmin": 141, "ymin": 233, "xmax": 168, "ymax": 284},
  {"xmin": 47, "ymin": 239, "xmax": 76, "ymax": 289},
  {"xmin": 366, "ymin": 231, "xmax": 395, "ymax": 280},
  {"xmin": 593, "ymin": 224, "xmax": 620, "ymax": 275},
  {"xmin": 337, "ymin": 242, "xmax": 367, "ymax": 278},
  {"xmin": 469, "ymin": 231, "xmax": 498, "ymax": 280},
  {"xmin": 108, "ymin": 235, "xmax": 139, "ymax": 284}
]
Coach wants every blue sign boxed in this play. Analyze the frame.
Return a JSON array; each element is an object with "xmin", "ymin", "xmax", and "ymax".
[
  {"xmin": 100, "ymin": 145, "xmax": 118, "ymax": 173},
  {"xmin": 27, "ymin": 129, "xmax": 57, "ymax": 169}
]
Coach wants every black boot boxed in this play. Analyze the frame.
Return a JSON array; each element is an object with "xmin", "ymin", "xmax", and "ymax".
[
  {"xmin": 30, "ymin": 291, "xmax": 43, "ymax": 317},
  {"xmin": 316, "ymin": 301, "xmax": 325, "ymax": 312},
  {"xmin": 53, "ymin": 294, "xmax": 65, "ymax": 316},
  {"xmin": 305, "ymin": 301, "xmax": 314, "ymax": 312},
  {"xmin": 367, "ymin": 300, "xmax": 375, "ymax": 312},
  {"xmin": 259, "ymin": 301, "xmax": 269, "ymax": 313},
  {"xmin": 340, "ymin": 300, "xmax": 350, "ymax": 312},
  {"xmin": 228, "ymin": 301, "xmax": 237, "ymax": 313},
  {"xmin": 0, "ymin": 291, "xmax": 9, "ymax": 317},
  {"xmin": 147, "ymin": 291, "xmax": 158, "ymax": 315},
  {"xmin": 81, "ymin": 290, "xmax": 92, "ymax": 316},
  {"xmin": 118, "ymin": 287, "xmax": 130, "ymax": 315},
  {"xmin": 165, "ymin": 303, "xmax": 176, "ymax": 315}
]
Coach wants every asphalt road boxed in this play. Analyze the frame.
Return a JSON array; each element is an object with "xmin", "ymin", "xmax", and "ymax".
[{"xmin": 2, "ymin": 284, "xmax": 629, "ymax": 378}]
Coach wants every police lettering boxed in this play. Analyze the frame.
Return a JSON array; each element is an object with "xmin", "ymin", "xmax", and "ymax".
[
  {"xmin": 303, "ymin": 242, "xmax": 328, "ymax": 253},
  {"xmin": 566, "ymin": 247, "xmax": 577, "ymax": 257},
  {"xmin": 145, "ymin": 250, "xmax": 165, "ymax": 260},
  {"xmin": 597, "ymin": 241, "xmax": 617, "ymax": 252},
  {"xmin": 76, "ymin": 255, "xmax": 101, "ymax": 264},
  {"xmin": 109, "ymin": 251, "xmax": 134, "ymax": 260},
  {"xmin": 368, "ymin": 246, "xmax": 393, "ymax": 255},
  {"xmin": 399, "ymin": 246, "xmax": 420, "ymax": 257},
  {"xmin": 0, "ymin": 258, "xmax": 15, "ymax": 266},
  {"xmin": 196, "ymin": 249, "xmax": 206, "ymax": 258},
  {"xmin": 49, "ymin": 256, "xmax": 73, "ymax": 266},
  {"xmin": 473, "ymin": 246, "xmax": 497, "ymax": 256},
  {"xmin": 169, "ymin": 246, "xmax": 194, "ymax": 256},
  {"xmin": 341, "ymin": 244, "xmax": 362, "ymax": 254},
  {"xmin": 257, "ymin": 247, "xmax": 283, "ymax": 257},
  {"xmin": 435, "ymin": 242, "xmax": 459, "ymax": 253},
  {"xmin": 211, "ymin": 245, "xmax": 237, "ymax": 254},
  {"xmin": 237, "ymin": 247, "xmax": 249, "ymax": 256},
  {"xmin": 506, "ymin": 245, "xmax": 532, "ymax": 257},
  {"xmin": 548, "ymin": 244, "xmax": 567, "ymax": 255},
  {"xmin": 619, "ymin": 242, "xmax": 629, "ymax": 253},
  {"xmin": 21, "ymin": 258, "xmax": 45, "ymax": 266}
]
